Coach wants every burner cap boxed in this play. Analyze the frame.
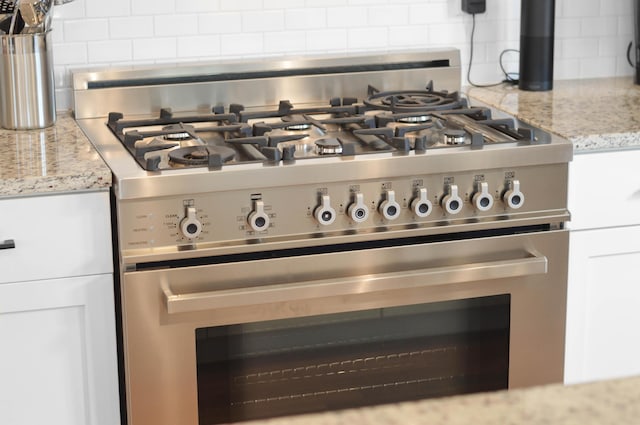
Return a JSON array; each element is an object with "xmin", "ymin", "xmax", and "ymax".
[
  {"xmin": 443, "ymin": 129, "xmax": 466, "ymax": 145},
  {"xmin": 168, "ymin": 145, "xmax": 236, "ymax": 166},
  {"xmin": 169, "ymin": 147, "xmax": 210, "ymax": 165},
  {"xmin": 315, "ymin": 137, "xmax": 343, "ymax": 155}
]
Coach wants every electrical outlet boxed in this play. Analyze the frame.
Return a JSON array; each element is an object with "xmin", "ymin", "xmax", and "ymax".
[{"xmin": 462, "ymin": 0, "xmax": 486, "ymax": 14}]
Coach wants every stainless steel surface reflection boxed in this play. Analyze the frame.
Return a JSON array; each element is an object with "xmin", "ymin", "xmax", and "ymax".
[{"xmin": 0, "ymin": 30, "xmax": 55, "ymax": 129}]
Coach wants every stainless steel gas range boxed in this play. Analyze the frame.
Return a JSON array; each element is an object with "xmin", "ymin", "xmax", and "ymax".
[{"xmin": 73, "ymin": 49, "xmax": 572, "ymax": 425}]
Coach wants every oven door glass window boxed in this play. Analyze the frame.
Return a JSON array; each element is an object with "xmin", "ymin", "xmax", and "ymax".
[{"xmin": 195, "ymin": 295, "xmax": 510, "ymax": 425}]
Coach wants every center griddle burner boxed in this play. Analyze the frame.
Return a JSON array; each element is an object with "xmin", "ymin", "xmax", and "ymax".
[{"xmin": 364, "ymin": 82, "xmax": 466, "ymax": 113}]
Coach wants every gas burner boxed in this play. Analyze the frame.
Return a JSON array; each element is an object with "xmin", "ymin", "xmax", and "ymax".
[
  {"xmin": 315, "ymin": 137, "xmax": 343, "ymax": 155},
  {"xmin": 169, "ymin": 146, "xmax": 236, "ymax": 166},
  {"xmin": 443, "ymin": 129, "xmax": 466, "ymax": 145},
  {"xmin": 364, "ymin": 83, "xmax": 466, "ymax": 113},
  {"xmin": 365, "ymin": 90, "xmax": 464, "ymax": 112}
]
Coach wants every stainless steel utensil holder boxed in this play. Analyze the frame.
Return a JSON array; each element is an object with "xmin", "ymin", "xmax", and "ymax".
[{"xmin": 0, "ymin": 30, "xmax": 55, "ymax": 129}]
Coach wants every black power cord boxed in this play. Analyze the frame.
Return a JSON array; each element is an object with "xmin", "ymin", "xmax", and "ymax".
[{"xmin": 466, "ymin": 13, "xmax": 520, "ymax": 87}]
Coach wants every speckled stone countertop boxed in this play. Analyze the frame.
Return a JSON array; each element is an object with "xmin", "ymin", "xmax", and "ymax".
[
  {"xmin": 240, "ymin": 375, "xmax": 640, "ymax": 425},
  {"xmin": 0, "ymin": 112, "xmax": 111, "ymax": 197},
  {"xmin": 466, "ymin": 77, "xmax": 640, "ymax": 152}
]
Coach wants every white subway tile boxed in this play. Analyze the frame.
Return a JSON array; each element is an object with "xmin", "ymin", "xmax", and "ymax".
[
  {"xmin": 561, "ymin": 38, "xmax": 599, "ymax": 59},
  {"xmin": 409, "ymin": 3, "xmax": 450, "ymax": 25},
  {"xmin": 177, "ymin": 35, "xmax": 222, "ymax": 59},
  {"xmin": 368, "ymin": 5, "xmax": 408, "ymax": 26},
  {"xmin": 132, "ymin": 0, "xmax": 176, "ymax": 16},
  {"xmin": 198, "ymin": 13, "xmax": 243, "ymax": 34},
  {"xmin": 265, "ymin": 0, "xmax": 306, "ymax": 9},
  {"xmin": 133, "ymin": 38, "xmax": 177, "ymax": 61},
  {"xmin": 428, "ymin": 21, "xmax": 468, "ymax": 45},
  {"xmin": 555, "ymin": 18, "xmax": 581, "ymax": 39},
  {"xmin": 560, "ymin": 0, "xmax": 600, "ymax": 18},
  {"xmin": 52, "ymin": 42, "xmax": 87, "ymax": 65},
  {"xmin": 579, "ymin": 57, "xmax": 617, "ymax": 78},
  {"xmin": 243, "ymin": 10, "xmax": 286, "ymax": 32},
  {"xmin": 220, "ymin": 0, "xmax": 263, "ymax": 11},
  {"xmin": 220, "ymin": 33, "xmax": 265, "ymax": 56},
  {"xmin": 389, "ymin": 26, "xmax": 429, "ymax": 47},
  {"xmin": 154, "ymin": 14, "xmax": 200, "ymax": 36},
  {"xmin": 347, "ymin": 27, "xmax": 388, "ymax": 49},
  {"xmin": 554, "ymin": 58, "xmax": 582, "ymax": 80},
  {"xmin": 64, "ymin": 19, "xmax": 110, "ymax": 42},
  {"xmin": 109, "ymin": 17, "xmax": 155, "ymax": 40},
  {"xmin": 599, "ymin": 0, "xmax": 632, "ymax": 17},
  {"xmin": 87, "ymin": 40, "xmax": 133, "ymax": 63},
  {"xmin": 580, "ymin": 17, "xmax": 618, "ymax": 37},
  {"xmin": 52, "ymin": 0, "xmax": 85, "ymax": 19},
  {"xmin": 306, "ymin": 28, "xmax": 348, "ymax": 51},
  {"xmin": 285, "ymin": 8, "xmax": 327, "ymax": 30},
  {"xmin": 85, "ymin": 0, "xmax": 129, "ymax": 18},
  {"xmin": 327, "ymin": 6, "xmax": 368, "ymax": 27},
  {"xmin": 264, "ymin": 31, "xmax": 307, "ymax": 53},
  {"xmin": 181, "ymin": 0, "xmax": 221, "ymax": 13},
  {"xmin": 306, "ymin": 0, "xmax": 346, "ymax": 7}
]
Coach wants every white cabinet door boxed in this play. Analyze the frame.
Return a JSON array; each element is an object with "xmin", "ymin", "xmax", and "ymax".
[
  {"xmin": 0, "ymin": 191, "xmax": 112, "ymax": 284},
  {"xmin": 565, "ymin": 226, "xmax": 640, "ymax": 384},
  {"xmin": 0, "ymin": 274, "xmax": 120, "ymax": 425}
]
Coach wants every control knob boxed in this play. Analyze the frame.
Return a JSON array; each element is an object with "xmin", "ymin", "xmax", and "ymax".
[
  {"xmin": 348, "ymin": 192, "xmax": 369, "ymax": 223},
  {"xmin": 472, "ymin": 181, "xmax": 494, "ymax": 212},
  {"xmin": 410, "ymin": 187, "xmax": 433, "ymax": 218},
  {"xmin": 441, "ymin": 184, "xmax": 464, "ymax": 215},
  {"xmin": 314, "ymin": 195, "xmax": 337, "ymax": 226},
  {"xmin": 503, "ymin": 180, "xmax": 525, "ymax": 209},
  {"xmin": 379, "ymin": 190, "xmax": 401, "ymax": 221},
  {"xmin": 180, "ymin": 206, "xmax": 203, "ymax": 239},
  {"xmin": 248, "ymin": 200, "xmax": 270, "ymax": 232}
]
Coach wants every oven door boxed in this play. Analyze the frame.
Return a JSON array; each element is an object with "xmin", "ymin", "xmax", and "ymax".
[{"xmin": 120, "ymin": 228, "xmax": 568, "ymax": 425}]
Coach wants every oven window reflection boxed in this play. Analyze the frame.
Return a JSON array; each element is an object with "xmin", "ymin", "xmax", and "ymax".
[{"xmin": 195, "ymin": 295, "xmax": 510, "ymax": 425}]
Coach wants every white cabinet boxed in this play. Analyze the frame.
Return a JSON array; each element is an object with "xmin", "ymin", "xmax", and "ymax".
[
  {"xmin": 566, "ymin": 226, "xmax": 640, "ymax": 384},
  {"xmin": 565, "ymin": 149, "xmax": 640, "ymax": 384},
  {"xmin": 0, "ymin": 191, "xmax": 120, "ymax": 425}
]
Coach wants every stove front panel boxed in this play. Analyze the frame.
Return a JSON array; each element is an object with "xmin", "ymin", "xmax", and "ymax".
[{"xmin": 117, "ymin": 160, "xmax": 569, "ymax": 262}]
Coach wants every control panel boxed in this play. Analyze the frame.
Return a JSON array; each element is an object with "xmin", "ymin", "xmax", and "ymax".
[{"xmin": 118, "ymin": 163, "xmax": 566, "ymax": 252}]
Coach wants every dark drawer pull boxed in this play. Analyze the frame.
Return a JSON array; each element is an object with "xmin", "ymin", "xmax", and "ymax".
[{"xmin": 0, "ymin": 239, "xmax": 16, "ymax": 250}]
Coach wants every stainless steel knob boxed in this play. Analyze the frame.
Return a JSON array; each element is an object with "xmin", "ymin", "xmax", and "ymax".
[
  {"xmin": 411, "ymin": 187, "xmax": 433, "ymax": 218},
  {"xmin": 441, "ymin": 184, "xmax": 463, "ymax": 215},
  {"xmin": 180, "ymin": 206, "xmax": 202, "ymax": 239},
  {"xmin": 314, "ymin": 195, "xmax": 337, "ymax": 226},
  {"xmin": 472, "ymin": 181, "xmax": 494, "ymax": 212},
  {"xmin": 503, "ymin": 180, "xmax": 525, "ymax": 209},
  {"xmin": 379, "ymin": 190, "xmax": 401, "ymax": 220},
  {"xmin": 248, "ymin": 200, "xmax": 270, "ymax": 232},
  {"xmin": 348, "ymin": 192, "xmax": 369, "ymax": 223}
]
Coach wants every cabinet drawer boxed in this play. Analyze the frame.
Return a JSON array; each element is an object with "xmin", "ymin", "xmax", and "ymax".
[
  {"xmin": 569, "ymin": 149, "xmax": 640, "ymax": 230},
  {"xmin": 0, "ymin": 191, "xmax": 112, "ymax": 284}
]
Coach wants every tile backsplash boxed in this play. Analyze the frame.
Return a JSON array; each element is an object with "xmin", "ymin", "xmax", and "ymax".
[{"xmin": 52, "ymin": 0, "xmax": 634, "ymax": 111}]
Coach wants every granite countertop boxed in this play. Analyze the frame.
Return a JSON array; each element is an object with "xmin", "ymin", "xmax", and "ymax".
[
  {"xmin": 0, "ymin": 112, "xmax": 111, "ymax": 198},
  {"xmin": 241, "ymin": 375, "xmax": 640, "ymax": 425},
  {"xmin": 466, "ymin": 77, "xmax": 640, "ymax": 152}
]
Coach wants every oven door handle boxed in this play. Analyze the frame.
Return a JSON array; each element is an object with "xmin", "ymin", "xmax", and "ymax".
[{"xmin": 163, "ymin": 251, "xmax": 547, "ymax": 314}]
